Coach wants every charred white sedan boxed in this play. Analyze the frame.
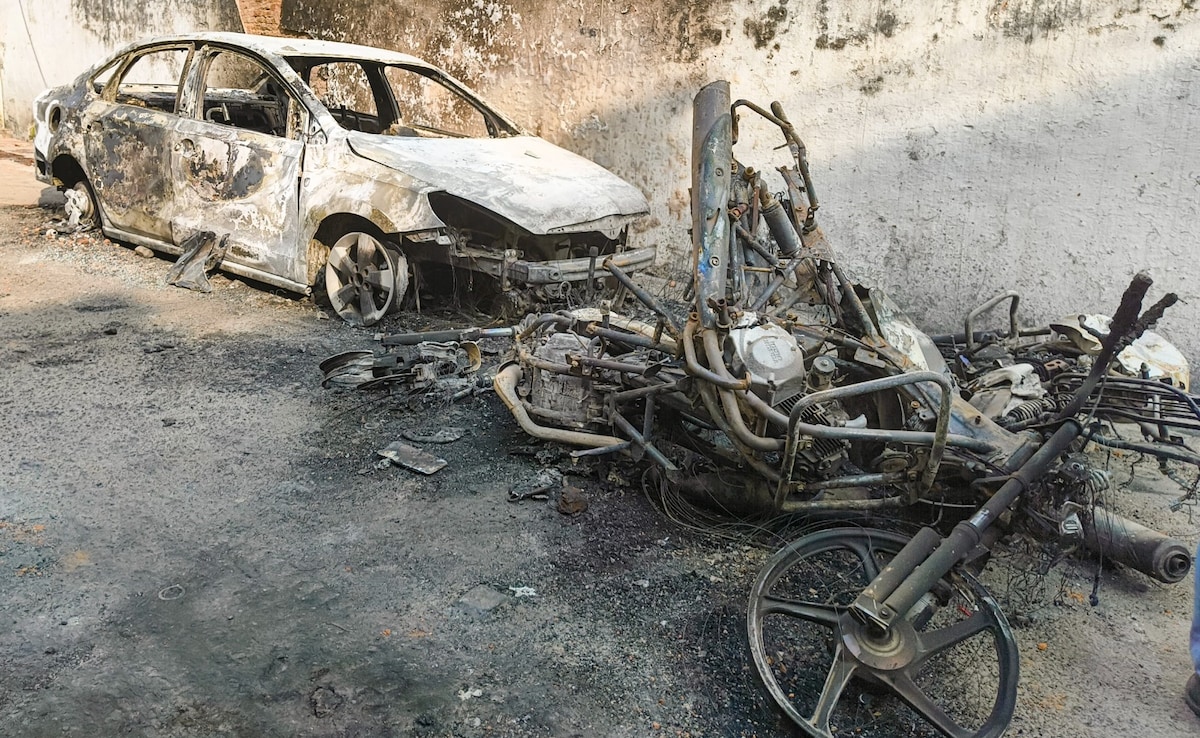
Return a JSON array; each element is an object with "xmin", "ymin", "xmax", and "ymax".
[{"xmin": 33, "ymin": 33, "xmax": 652, "ymax": 324}]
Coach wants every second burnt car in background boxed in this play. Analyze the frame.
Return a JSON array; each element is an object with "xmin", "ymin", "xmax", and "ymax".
[{"xmin": 32, "ymin": 32, "xmax": 652, "ymax": 325}]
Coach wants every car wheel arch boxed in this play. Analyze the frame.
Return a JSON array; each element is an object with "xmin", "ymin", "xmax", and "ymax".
[{"xmin": 50, "ymin": 154, "xmax": 88, "ymax": 190}]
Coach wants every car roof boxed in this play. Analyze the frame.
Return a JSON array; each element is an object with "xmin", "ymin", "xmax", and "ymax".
[{"xmin": 138, "ymin": 32, "xmax": 434, "ymax": 68}]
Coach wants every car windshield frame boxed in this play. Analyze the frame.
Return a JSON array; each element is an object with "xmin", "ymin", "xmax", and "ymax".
[{"xmin": 283, "ymin": 54, "xmax": 521, "ymax": 139}]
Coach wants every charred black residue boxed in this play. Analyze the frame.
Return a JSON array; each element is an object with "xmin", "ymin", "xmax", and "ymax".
[
  {"xmin": 230, "ymin": 156, "xmax": 265, "ymax": 198},
  {"xmin": 813, "ymin": 0, "xmax": 873, "ymax": 50},
  {"xmin": 183, "ymin": 142, "xmax": 263, "ymax": 200},
  {"xmin": 665, "ymin": 0, "xmax": 730, "ymax": 63},
  {"xmin": 91, "ymin": 120, "xmax": 170, "ymax": 215},
  {"xmin": 988, "ymin": 0, "xmax": 1086, "ymax": 42},
  {"xmin": 815, "ymin": 33, "xmax": 867, "ymax": 49},
  {"xmin": 860, "ymin": 75, "xmax": 885, "ymax": 96},
  {"xmin": 876, "ymin": 11, "xmax": 898, "ymax": 37},
  {"xmin": 743, "ymin": 1, "xmax": 789, "ymax": 50}
]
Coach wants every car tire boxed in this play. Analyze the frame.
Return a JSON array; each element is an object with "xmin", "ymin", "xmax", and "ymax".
[
  {"xmin": 69, "ymin": 179, "xmax": 101, "ymax": 231},
  {"xmin": 323, "ymin": 230, "xmax": 409, "ymax": 327}
]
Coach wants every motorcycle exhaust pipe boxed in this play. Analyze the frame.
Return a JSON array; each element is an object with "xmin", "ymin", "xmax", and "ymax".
[{"xmin": 1082, "ymin": 507, "xmax": 1192, "ymax": 583}]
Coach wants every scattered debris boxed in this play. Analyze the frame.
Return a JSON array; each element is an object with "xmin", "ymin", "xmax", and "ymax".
[
  {"xmin": 376, "ymin": 441, "xmax": 447, "ymax": 475},
  {"xmin": 320, "ymin": 341, "xmax": 482, "ymax": 393},
  {"xmin": 457, "ymin": 687, "xmax": 483, "ymax": 701},
  {"xmin": 304, "ymin": 76, "xmax": 1199, "ymax": 738},
  {"xmin": 455, "ymin": 585, "xmax": 508, "ymax": 617},
  {"xmin": 485, "ymin": 80, "xmax": 1200, "ymax": 738},
  {"xmin": 507, "ymin": 586, "xmax": 537, "ymax": 598},
  {"xmin": 507, "ymin": 468, "xmax": 562, "ymax": 503},
  {"xmin": 556, "ymin": 484, "xmax": 589, "ymax": 516},
  {"xmin": 401, "ymin": 427, "xmax": 465, "ymax": 444},
  {"xmin": 133, "ymin": 245, "xmax": 154, "ymax": 258},
  {"xmin": 165, "ymin": 231, "xmax": 230, "ymax": 293},
  {"xmin": 309, "ymin": 685, "xmax": 344, "ymax": 718}
]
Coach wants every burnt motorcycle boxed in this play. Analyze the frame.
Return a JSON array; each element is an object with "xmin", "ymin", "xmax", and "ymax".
[{"xmin": 479, "ymin": 81, "xmax": 1197, "ymax": 737}]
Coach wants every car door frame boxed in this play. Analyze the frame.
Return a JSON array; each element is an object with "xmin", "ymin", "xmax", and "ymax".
[
  {"xmin": 165, "ymin": 42, "xmax": 310, "ymax": 290},
  {"xmin": 81, "ymin": 42, "xmax": 194, "ymax": 242}
]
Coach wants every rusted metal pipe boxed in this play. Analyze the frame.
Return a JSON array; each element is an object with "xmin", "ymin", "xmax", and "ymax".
[
  {"xmin": 1082, "ymin": 507, "xmax": 1192, "ymax": 583},
  {"xmin": 692, "ymin": 81, "xmax": 733, "ymax": 330},
  {"xmin": 681, "ymin": 319, "xmax": 750, "ymax": 390},
  {"xmin": 964, "ymin": 291, "xmax": 1021, "ymax": 351},
  {"xmin": 699, "ymin": 327, "xmax": 782, "ymax": 450},
  {"xmin": 380, "ymin": 325, "xmax": 517, "ymax": 346},
  {"xmin": 736, "ymin": 223, "xmax": 779, "ymax": 266},
  {"xmin": 696, "ymin": 384, "xmax": 782, "ymax": 483},
  {"xmin": 611, "ymin": 412, "xmax": 678, "ymax": 472},
  {"xmin": 779, "ymin": 496, "xmax": 909, "ymax": 513},
  {"xmin": 829, "ymin": 262, "xmax": 880, "ymax": 340},
  {"xmin": 748, "ymin": 251, "xmax": 815, "ymax": 312},
  {"xmin": 606, "ymin": 381, "xmax": 683, "ymax": 405},
  {"xmin": 855, "ymin": 419, "xmax": 1082, "ymax": 630},
  {"xmin": 800, "ymin": 472, "xmax": 907, "ymax": 491},
  {"xmin": 494, "ymin": 364, "xmax": 623, "ymax": 448},
  {"xmin": 585, "ymin": 324, "xmax": 676, "ymax": 354},
  {"xmin": 602, "ymin": 259, "xmax": 681, "ymax": 339}
]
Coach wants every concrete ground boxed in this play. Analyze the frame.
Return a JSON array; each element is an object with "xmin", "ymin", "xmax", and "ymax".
[{"xmin": 0, "ymin": 138, "xmax": 50, "ymax": 207}]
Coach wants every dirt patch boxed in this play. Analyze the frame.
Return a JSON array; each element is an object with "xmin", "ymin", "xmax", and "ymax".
[{"xmin": 0, "ymin": 202, "xmax": 1198, "ymax": 737}]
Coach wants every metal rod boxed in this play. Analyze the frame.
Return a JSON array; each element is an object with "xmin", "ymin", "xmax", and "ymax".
[
  {"xmin": 570, "ymin": 441, "xmax": 632, "ymax": 458},
  {"xmin": 779, "ymin": 495, "xmax": 909, "ymax": 513},
  {"xmin": 585, "ymin": 324, "xmax": 676, "ymax": 354},
  {"xmin": 571, "ymin": 355, "xmax": 661, "ymax": 376},
  {"xmin": 800, "ymin": 472, "xmax": 906, "ymax": 491},
  {"xmin": 964, "ymin": 291, "xmax": 1021, "ymax": 351},
  {"xmin": 603, "ymin": 259, "xmax": 682, "ymax": 338},
  {"xmin": 776, "ymin": 371, "xmax": 955, "ymax": 508},
  {"xmin": 736, "ymin": 223, "xmax": 779, "ymax": 266},
  {"xmin": 607, "ymin": 381, "xmax": 683, "ymax": 404},
  {"xmin": 612, "ymin": 412, "xmax": 678, "ymax": 472},
  {"xmin": 681, "ymin": 318, "xmax": 750, "ymax": 390},
  {"xmin": 749, "ymin": 251, "xmax": 815, "ymax": 312},
  {"xmin": 1090, "ymin": 433, "xmax": 1200, "ymax": 466},
  {"xmin": 379, "ymin": 325, "xmax": 517, "ymax": 346},
  {"xmin": 830, "ymin": 262, "xmax": 879, "ymax": 340}
]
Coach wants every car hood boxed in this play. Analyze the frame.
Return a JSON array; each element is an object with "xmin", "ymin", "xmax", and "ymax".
[{"xmin": 346, "ymin": 133, "xmax": 648, "ymax": 236}]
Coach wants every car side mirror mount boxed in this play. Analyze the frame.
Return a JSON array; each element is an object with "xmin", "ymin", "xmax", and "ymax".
[{"xmin": 306, "ymin": 121, "xmax": 327, "ymax": 145}]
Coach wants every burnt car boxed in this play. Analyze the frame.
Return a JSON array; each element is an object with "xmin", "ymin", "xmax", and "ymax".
[{"xmin": 32, "ymin": 32, "xmax": 652, "ymax": 325}]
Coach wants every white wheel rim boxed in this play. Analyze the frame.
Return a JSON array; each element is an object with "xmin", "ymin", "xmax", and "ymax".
[{"xmin": 324, "ymin": 232, "xmax": 397, "ymax": 326}]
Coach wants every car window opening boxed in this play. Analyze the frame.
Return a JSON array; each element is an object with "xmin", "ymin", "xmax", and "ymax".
[
  {"xmin": 286, "ymin": 57, "xmax": 495, "ymax": 139},
  {"xmin": 200, "ymin": 50, "xmax": 301, "ymax": 138}
]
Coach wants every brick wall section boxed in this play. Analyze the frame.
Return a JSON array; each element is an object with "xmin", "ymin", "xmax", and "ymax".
[{"xmin": 233, "ymin": 0, "xmax": 283, "ymax": 36}]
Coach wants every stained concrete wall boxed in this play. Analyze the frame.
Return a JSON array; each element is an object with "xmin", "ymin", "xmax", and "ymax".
[
  {"xmin": 0, "ymin": 0, "xmax": 242, "ymax": 135},
  {"xmin": 282, "ymin": 0, "xmax": 1200, "ymax": 365}
]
